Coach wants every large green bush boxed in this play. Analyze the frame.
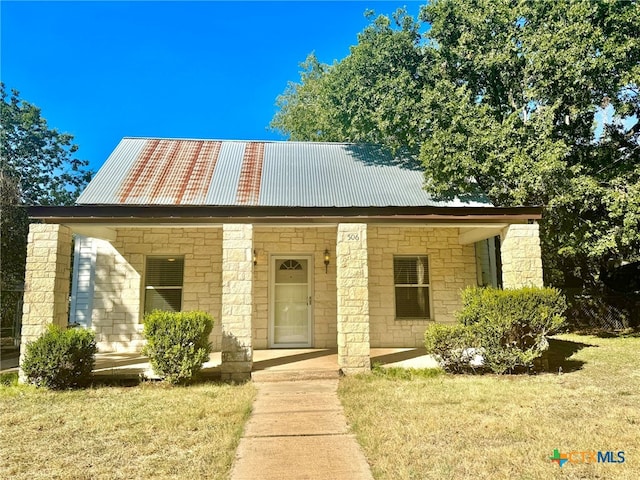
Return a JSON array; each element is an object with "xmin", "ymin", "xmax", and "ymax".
[
  {"xmin": 426, "ymin": 287, "xmax": 566, "ymax": 374},
  {"xmin": 21, "ymin": 325, "xmax": 96, "ymax": 389},
  {"xmin": 142, "ymin": 310, "xmax": 213, "ymax": 384}
]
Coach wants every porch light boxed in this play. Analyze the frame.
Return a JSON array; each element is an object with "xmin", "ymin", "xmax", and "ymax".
[
  {"xmin": 324, "ymin": 249, "xmax": 330, "ymax": 273},
  {"xmin": 253, "ymin": 250, "xmax": 257, "ymax": 266}
]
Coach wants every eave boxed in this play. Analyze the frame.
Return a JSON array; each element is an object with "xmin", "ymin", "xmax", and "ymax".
[{"xmin": 28, "ymin": 205, "xmax": 542, "ymax": 225}]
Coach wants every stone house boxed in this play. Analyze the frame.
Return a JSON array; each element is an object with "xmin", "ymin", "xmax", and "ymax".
[{"xmin": 21, "ymin": 138, "xmax": 543, "ymax": 380}]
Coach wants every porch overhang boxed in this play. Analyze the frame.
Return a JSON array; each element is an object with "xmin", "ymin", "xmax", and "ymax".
[{"xmin": 28, "ymin": 205, "xmax": 542, "ymax": 225}]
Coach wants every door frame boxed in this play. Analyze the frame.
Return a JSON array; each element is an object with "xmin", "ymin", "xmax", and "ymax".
[{"xmin": 268, "ymin": 254, "xmax": 314, "ymax": 348}]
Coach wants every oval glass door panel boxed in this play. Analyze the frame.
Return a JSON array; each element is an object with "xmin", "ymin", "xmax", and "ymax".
[{"xmin": 274, "ymin": 259, "xmax": 310, "ymax": 345}]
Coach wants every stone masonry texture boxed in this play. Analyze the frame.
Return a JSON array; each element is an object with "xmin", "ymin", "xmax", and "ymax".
[
  {"xmin": 336, "ymin": 223, "xmax": 371, "ymax": 374},
  {"xmin": 501, "ymin": 223, "xmax": 544, "ymax": 288},
  {"xmin": 80, "ymin": 224, "xmax": 533, "ymax": 354},
  {"xmin": 91, "ymin": 227, "xmax": 222, "ymax": 352},
  {"xmin": 220, "ymin": 224, "xmax": 254, "ymax": 381},
  {"xmin": 19, "ymin": 224, "xmax": 72, "ymax": 380}
]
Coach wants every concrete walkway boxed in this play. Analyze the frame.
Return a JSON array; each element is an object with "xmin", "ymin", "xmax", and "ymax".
[{"xmin": 231, "ymin": 379, "xmax": 374, "ymax": 480}]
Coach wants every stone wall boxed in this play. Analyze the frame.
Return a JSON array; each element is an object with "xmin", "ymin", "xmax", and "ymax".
[
  {"xmin": 19, "ymin": 224, "xmax": 72, "ymax": 376},
  {"xmin": 367, "ymin": 226, "xmax": 478, "ymax": 347},
  {"xmin": 252, "ymin": 226, "xmax": 337, "ymax": 349},
  {"xmin": 86, "ymin": 224, "xmax": 483, "ymax": 353},
  {"xmin": 92, "ymin": 227, "xmax": 222, "ymax": 352},
  {"xmin": 220, "ymin": 224, "xmax": 253, "ymax": 381},
  {"xmin": 336, "ymin": 223, "xmax": 370, "ymax": 374},
  {"xmin": 501, "ymin": 223, "xmax": 544, "ymax": 288}
]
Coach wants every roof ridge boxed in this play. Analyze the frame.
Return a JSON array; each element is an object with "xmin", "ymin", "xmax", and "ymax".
[{"xmin": 120, "ymin": 136, "xmax": 365, "ymax": 146}]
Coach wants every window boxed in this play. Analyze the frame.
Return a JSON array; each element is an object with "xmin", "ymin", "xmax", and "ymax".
[
  {"xmin": 144, "ymin": 256, "xmax": 184, "ymax": 314},
  {"xmin": 394, "ymin": 256, "xmax": 430, "ymax": 319}
]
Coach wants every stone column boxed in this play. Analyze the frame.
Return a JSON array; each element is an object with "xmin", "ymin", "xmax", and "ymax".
[
  {"xmin": 19, "ymin": 224, "xmax": 72, "ymax": 381},
  {"xmin": 220, "ymin": 224, "xmax": 253, "ymax": 381},
  {"xmin": 336, "ymin": 223, "xmax": 371, "ymax": 374},
  {"xmin": 500, "ymin": 223, "xmax": 544, "ymax": 288}
]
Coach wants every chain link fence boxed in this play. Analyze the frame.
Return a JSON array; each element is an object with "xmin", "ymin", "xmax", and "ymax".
[{"xmin": 565, "ymin": 290, "xmax": 639, "ymax": 330}]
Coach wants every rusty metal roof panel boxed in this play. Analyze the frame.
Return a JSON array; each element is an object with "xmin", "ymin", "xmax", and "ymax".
[{"xmin": 77, "ymin": 138, "xmax": 491, "ymax": 207}]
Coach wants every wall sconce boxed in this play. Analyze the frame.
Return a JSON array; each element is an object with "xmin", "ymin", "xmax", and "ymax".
[
  {"xmin": 324, "ymin": 249, "xmax": 330, "ymax": 273},
  {"xmin": 253, "ymin": 249, "xmax": 257, "ymax": 266}
]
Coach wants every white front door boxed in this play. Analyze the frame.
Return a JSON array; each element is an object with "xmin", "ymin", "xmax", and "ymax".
[{"xmin": 270, "ymin": 256, "xmax": 313, "ymax": 348}]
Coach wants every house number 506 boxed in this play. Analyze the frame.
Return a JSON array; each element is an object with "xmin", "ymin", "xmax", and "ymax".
[{"xmin": 347, "ymin": 234, "xmax": 360, "ymax": 241}]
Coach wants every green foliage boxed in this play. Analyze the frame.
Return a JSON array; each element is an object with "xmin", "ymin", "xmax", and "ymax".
[
  {"xmin": 272, "ymin": 1, "xmax": 640, "ymax": 289},
  {"xmin": 457, "ymin": 287, "xmax": 567, "ymax": 332},
  {"xmin": 423, "ymin": 323, "xmax": 480, "ymax": 373},
  {"xmin": 0, "ymin": 372, "xmax": 18, "ymax": 387},
  {"xmin": 1, "ymin": 84, "xmax": 92, "ymax": 327},
  {"xmin": 0, "ymin": 83, "xmax": 92, "ymax": 206},
  {"xmin": 420, "ymin": 0, "xmax": 640, "ymax": 286},
  {"xmin": 271, "ymin": 9, "xmax": 431, "ymax": 154},
  {"xmin": 425, "ymin": 287, "xmax": 566, "ymax": 374},
  {"xmin": 1, "ymin": 172, "xmax": 28, "ymax": 331},
  {"xmin": 142, "ymin": 311, "xmax": 213, "ymax": 385},
  {"xmin": 371, "ymin": 364, "xmax": 444, "ymax": 380},
  {"xmin": 459, "ymin": 287, "xmax": 566, "ymax": 374},
  {"xmin": 21, "ymin": 325, "xmax": 96, "ymax": 389}
]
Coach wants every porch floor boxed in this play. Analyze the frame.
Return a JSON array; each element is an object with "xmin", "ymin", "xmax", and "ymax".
[{"xmin": 92, "ymin": 347, "xmax": 439, "ymax": 380}]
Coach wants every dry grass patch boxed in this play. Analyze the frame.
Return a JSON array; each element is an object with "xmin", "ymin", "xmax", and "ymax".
[
  {"xmin": 0, "ymin": 380, "xmax": 256, "ymax": 479},
  {"xmin": 339, "ymin": 334, "xmax": 640, "ymax": 480}
]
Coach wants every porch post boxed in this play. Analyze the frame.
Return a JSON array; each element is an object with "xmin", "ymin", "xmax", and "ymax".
[
  {"xmin": 500, "ymin": 223, "xmax": 544, "ymax": 288},
  {"xmin": 336, "ymin": 223, "xmax": 371, "ymax": 374},
  {"xmin": 220, "ymin": 224, "xmax": 253, "ymax": 381},
  {"xmin": 19, "ymin": 224, "xmax": 72, "ymax": 382}
]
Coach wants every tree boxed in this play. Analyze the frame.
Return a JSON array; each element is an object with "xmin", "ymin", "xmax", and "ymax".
[
  {"xmin": 1, "ymin": 84, "xmax": 92, "ymax": 333},
  {"xmin": 419, "ymin": 0, "xmax": 640, "ymax": 286},
  {"xmin": 271, "ymin": 1, "xmax": 640, "ymax": 290},
  {"xmin": 1, "ymin": 84, "xmax": 91, "ymax": 206},
  {"xmin": 272, "ymin": 9, "xmax": 433, "ymax": 154}
]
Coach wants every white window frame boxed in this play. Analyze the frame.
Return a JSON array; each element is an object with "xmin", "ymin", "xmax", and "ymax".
[{"xmin": 393, "ymin": 255, "xmax": 432, "ymax": 320}]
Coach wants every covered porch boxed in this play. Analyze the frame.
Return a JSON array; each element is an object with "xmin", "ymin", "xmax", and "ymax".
[{"xmin": 20, "ymin": 205, "xmax": 544, "ymax": 382}]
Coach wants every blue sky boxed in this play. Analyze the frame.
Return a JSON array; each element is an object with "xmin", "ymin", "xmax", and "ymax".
[{"xmin": 2, "ymin": 1, "xmax": 423, "ymax": 171}]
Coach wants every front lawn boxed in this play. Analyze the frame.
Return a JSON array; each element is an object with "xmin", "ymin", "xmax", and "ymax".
[
  {"xmin": 339, "ymin": 333, "xmax": 640, "ymax": 480},
  {"xmin": 0, "ymin": 379, "xmax": 256, "ymax": 479}
]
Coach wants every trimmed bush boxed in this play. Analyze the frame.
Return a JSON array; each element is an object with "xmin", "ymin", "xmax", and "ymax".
[
  {"xmin": 21, "ymin": 325, "xmax": 96, "ymax": 389},
  {"xmin": 425, "ymin": 287, "xmax": 567, "ymax": 374},
  {"xmin": 456, "ymin": 286, "xmax": 567, "ymax": 374},
  {"xmin": 424, "ymin": 323, "xmax": 480, "ymax": 373},
  {"xmin": 142, "ymin": 310, "xmax": 213, "ymax": 384}
]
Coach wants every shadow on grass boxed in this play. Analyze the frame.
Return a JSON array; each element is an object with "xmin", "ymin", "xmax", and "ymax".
[{"xmin": 546, "ymin": 338, "xmax": 595, "ymax": 373}]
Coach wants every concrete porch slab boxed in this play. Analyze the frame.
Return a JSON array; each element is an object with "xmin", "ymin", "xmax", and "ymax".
[{"xmin": 0, "ymin": 347, "xmax": 441, "ymax": 378}]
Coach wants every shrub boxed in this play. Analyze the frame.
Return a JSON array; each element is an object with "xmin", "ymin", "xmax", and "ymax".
[
  {"xmin": 456, "ymin": 286, "xmax": 567, "ymax": 373},
  {"xmin": 21, "ymin": 325, "xmax": 96, "ymax": 389},
  {"xmin": 142, "ymin": 310, "xmax": 213, "ymax": 384},
  {"xmin": 424, "ymin": 323, "xmax": 481, "ymax": 373}
]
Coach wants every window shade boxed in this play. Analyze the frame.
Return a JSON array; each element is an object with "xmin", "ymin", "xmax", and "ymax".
[
  {"xmin": 145, "ymin": 257, "xmax": 184, "ymax": 287},
  {"xmin": 394, "ymin": 256, "xmax": 430, "ymax": 319},
  {"xmin": 394, "ymin": 256, "xmax": 429, "ymax": 285},
  {"xmin": 144, "ymin": 257, "xmax": 184, "ymax": 314}
]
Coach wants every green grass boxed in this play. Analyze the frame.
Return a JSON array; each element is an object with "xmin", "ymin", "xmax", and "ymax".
[
  {"xmin": 0, "ymin": 379, "xmax": 256, "ymax": 479},
  {"xmin": 339, "ymin": 334, "xmax": 640, "ymax": 480}
]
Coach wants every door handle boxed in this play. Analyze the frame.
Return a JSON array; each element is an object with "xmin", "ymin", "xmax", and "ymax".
[{"xmin": 308, "ymin": 296, "xmax": 312, "ymax": 306}]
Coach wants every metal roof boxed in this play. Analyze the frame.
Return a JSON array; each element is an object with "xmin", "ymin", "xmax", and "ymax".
[{"xmin": 77, "ymin": 138, "xmax": 492, "ymax": 208}]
